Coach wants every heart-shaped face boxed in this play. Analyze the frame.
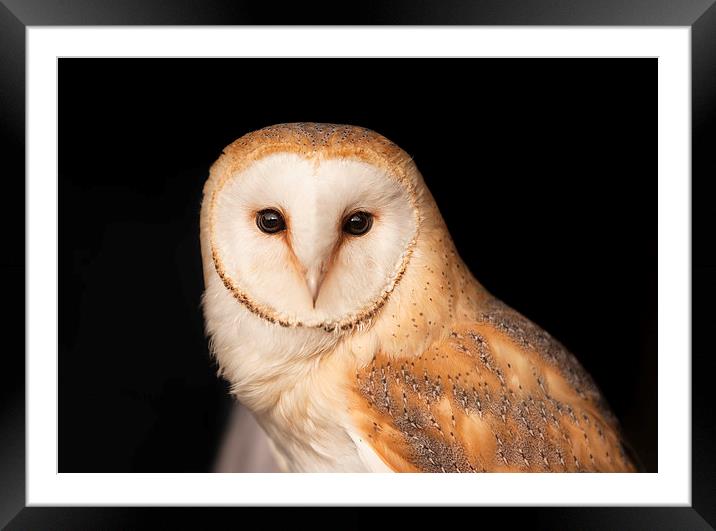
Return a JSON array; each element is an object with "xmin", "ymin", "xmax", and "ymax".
[{"xmin": 204, "ymin": 124, "xmax": 420, "ymax": 331}]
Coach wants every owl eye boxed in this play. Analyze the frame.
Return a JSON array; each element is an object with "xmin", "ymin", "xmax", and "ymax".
[
  {"xmin": 342, "ymin": 211, "xmax": 373, "ymax": 236},
  {"xmin": 256, "ymin": 209, "xmax": 286, "ymax": 234}
]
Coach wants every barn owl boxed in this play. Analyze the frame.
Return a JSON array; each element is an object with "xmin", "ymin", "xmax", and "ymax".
[{"xmin": 200, "ymin": 123, "xmax": 636, "ymax": 473}]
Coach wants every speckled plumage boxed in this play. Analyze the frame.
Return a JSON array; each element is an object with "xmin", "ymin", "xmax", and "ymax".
[
  {"xmin": 201, "ymin": 123, "xmax": 635, "ymax": 473},
  {"xmin": 351, "ymin": 300, "xmax": 634, "ymax": 472}
]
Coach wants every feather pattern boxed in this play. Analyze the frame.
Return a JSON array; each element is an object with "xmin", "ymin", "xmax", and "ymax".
[{"xmin": 350, "ymin": 298, "xmax": 635, "ymax": 472}]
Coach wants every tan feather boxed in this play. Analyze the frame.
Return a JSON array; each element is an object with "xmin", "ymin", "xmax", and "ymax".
[{"xmin": 350, "ymin": 298, "xmax": 635, "ymax": 472}]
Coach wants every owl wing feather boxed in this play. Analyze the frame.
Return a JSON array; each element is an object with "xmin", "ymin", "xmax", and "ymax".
[{"xmin": 350, "ymin": 298, "xmax": 636, "ymax": 472}]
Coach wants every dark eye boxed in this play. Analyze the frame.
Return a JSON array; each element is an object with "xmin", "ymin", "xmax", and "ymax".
[
  {"xmin": 256, "ymin": 209, "xmax": 286, "ymax": 234},
  {"xmin": 342, "ymin": 211, "xmax": 373, "ymax": 236}
]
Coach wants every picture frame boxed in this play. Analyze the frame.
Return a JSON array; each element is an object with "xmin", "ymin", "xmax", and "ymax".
[{"xmin": 2, "ymin": 1, "xmax": 713, "ymax": 528}]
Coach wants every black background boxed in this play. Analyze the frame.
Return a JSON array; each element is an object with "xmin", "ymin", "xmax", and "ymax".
[{"xmin": 59, "ymin": 58, "xmax": 656, "ymax": 473}]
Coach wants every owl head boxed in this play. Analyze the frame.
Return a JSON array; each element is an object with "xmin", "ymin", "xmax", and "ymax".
[{"xmin": 201, "ymin": 123, "xmax": 425, "ymax": 333}]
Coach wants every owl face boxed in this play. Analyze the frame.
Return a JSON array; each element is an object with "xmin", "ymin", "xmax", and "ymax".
[{"xmin": 209, "ymin": 152, "xmax": 419, "ymax": 330}]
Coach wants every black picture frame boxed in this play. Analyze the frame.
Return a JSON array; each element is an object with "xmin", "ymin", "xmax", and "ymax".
[{"xmin": 2, "ymin": 1, "xmax": 714, "ymax": 529}]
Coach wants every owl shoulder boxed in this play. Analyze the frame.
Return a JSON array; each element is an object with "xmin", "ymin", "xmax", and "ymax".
[{"xmin": 348, "ymin": 299, "xmax": 636, "ymax": 472}]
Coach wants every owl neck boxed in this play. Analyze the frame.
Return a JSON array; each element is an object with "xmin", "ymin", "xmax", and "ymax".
[{"xmin": 248, "ymin": 349, "xmax": 372, "ymax": 472}]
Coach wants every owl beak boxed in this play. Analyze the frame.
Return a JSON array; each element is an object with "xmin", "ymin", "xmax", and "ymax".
[{"xmin": 305, "ymin": 265, "xmax": 326, "ymax": 308}]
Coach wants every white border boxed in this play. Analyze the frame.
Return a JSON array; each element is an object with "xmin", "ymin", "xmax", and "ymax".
[{"xmin": 27, "ymin": 27, "xmax": 690, "ymax": 505}]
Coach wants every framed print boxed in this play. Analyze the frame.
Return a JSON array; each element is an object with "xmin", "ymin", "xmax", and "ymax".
[
  {"xmin": 55, "ymin": 56, "xmax": 658, "ymax": 478},
  {"xmin": 1, "ymin": 1, "xmax": 714, "ymax": 529}
]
